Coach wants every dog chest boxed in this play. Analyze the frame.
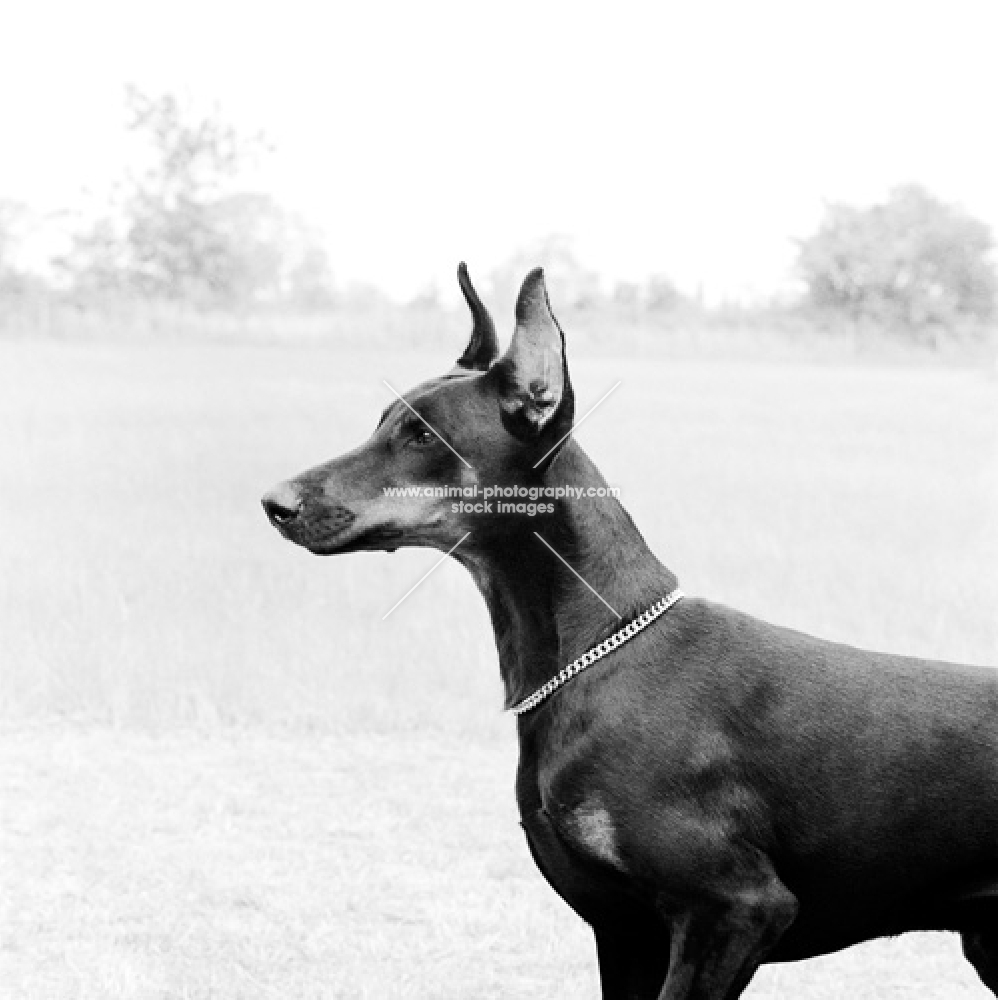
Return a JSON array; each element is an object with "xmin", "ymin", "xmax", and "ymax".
[{"xmin": 551, "ymin": 794, "xmax": 627, "ymax": 869}]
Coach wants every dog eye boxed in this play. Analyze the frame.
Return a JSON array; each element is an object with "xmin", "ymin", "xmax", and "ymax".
[{"xmin": 411, "ymin": 426, "xmax": 436, "ymax": 447}]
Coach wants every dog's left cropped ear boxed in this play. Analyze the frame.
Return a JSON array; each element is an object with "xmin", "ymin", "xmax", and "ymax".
[{"xmin": 491, "ymin": 268, "xmax": 575, "ymax": 448}]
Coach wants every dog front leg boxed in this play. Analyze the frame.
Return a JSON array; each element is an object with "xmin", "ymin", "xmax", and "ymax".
[
  {"xmin": 594, "ymin": 917, "xmax": 670, "ymax": 1000},
  {"xmin": 656, "ymin": 880, "xmax": 797, "ymax": 1000}
]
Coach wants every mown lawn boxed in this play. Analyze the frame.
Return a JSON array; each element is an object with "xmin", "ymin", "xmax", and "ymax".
[{"xmin": 1, "ymin": 336, "xmax": 995, "ymax": 997}]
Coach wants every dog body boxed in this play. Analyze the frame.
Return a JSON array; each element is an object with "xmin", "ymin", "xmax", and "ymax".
[
  {"xmin": 517, "ymin": 597, "xmax": 997, "ymax": 982},
  {"xmin": 263, "ymin": 266, "xmax": 998, "ymax": 998}
]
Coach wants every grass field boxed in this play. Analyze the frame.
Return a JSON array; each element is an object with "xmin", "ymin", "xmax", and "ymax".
[{"xmin": 1, "ymin": 336, "xmax": 996, "ymax": 998}]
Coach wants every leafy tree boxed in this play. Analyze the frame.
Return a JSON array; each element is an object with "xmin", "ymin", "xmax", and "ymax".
[
  {"xmin": 283, "ymin": 244, "xmax": 336, "ymax": 309},
  {"xmin": 61, "ymin": 88, "xmax": 333, "ymax": 306},
  {"xmin": 644, "ymin": 274, "xmax": 683, "ymax": 313},
  {"xmin": 0, "ymin": 200, "xmax": 28, "ymax": 291},
  {"xmin": 59, "ymin": 217, "xmax": 132, "ymax": 296},
  {"xmin": 612, "ymin": 280, "xmax": 641, "ymax": 309},
  {"xmin": 796, "ymin": 185, "xmax": 996, "ymax": 330}
]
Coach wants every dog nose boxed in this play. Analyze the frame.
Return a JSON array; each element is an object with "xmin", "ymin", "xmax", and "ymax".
[{"xmin": 262, "ymin": 482, "xmax": 303, "ymax": 525}]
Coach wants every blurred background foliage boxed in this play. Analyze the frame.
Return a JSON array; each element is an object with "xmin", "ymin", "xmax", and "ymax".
[
  {"xmin": 796, "ymin": 185, "xmax": 996, "ymax": 332},
  {"xmin": 0, "ymin": 88, "xmax": 995, "ymax": 355}
]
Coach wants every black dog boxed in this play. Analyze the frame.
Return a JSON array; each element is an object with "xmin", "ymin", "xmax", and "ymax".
[{"xmin": 263, "ymin": 265, "xmax": 998, "ymax": 999}]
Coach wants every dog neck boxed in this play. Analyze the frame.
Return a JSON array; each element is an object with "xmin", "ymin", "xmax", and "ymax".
[{"xmin": 453, "ymin": 442, "xmax": 678, "ymax": 709}]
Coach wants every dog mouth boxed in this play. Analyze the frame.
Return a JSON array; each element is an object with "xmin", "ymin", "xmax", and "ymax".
[
  {"xmin": 275, "ymin": 513, "xmax": 403, "ymax": 555},
  {"xmin": 263, "ymin": 491, "xmax": 406, "ymax": 554},
  {"xmin": 305, "ymin": 525, "xmax": 404, "ymax": 555}
]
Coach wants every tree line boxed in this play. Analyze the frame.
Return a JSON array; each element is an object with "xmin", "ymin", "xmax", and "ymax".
[
  {"xmin": 0, "ymin": 90, "xmax": 994, "ymax": 339},
  {"xmin": 2, "ymin": 88, "xmax": 335, "ymax": 310}
]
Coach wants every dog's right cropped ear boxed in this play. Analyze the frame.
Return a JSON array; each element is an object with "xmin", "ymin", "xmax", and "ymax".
[
  {"xmin": 491, "ymin": 268, "xmax": 575, "ymax": 447},
  {"xmin": 452, "ymin": 262, "xmax": 499, "ymax": 373}
]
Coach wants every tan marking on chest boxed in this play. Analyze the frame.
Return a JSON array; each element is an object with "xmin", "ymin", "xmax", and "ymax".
[{"xmin": 559, "ymin": 797, "xmax": 625, "ymax": 870}]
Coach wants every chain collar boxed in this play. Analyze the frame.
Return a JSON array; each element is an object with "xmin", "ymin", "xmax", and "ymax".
[{"xmin": 508, "ymin": 588, "xmax": 685, "ymax": 716}]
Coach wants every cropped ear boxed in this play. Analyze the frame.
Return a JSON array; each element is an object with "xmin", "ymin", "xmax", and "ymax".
[
  {"xmin": 451, "ymin": 262, "xmax": 499, "ymax": 373},
  {"xmin": 492, "ymin": 268, "xmax": 574, "ymax": 449}
]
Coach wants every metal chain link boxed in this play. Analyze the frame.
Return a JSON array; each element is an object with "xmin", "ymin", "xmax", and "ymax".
[{"xmin": 509, "ymin": 588, "xmax": 685, "ymax": 716}]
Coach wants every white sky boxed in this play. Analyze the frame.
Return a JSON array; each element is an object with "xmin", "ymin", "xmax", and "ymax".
[{"xmin": 2, "ymin": 0, "xmax": 996, "ymax": 302}]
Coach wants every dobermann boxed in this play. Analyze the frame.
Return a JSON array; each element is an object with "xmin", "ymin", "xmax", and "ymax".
[{"xmin": 263, "ymin": 265, "xmax": 998, "ymax": 999}]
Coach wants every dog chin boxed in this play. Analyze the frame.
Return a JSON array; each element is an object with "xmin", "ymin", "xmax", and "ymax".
[{"xmin": 304, "ymin": 525, "xmax": 404, "ymax": 555}]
